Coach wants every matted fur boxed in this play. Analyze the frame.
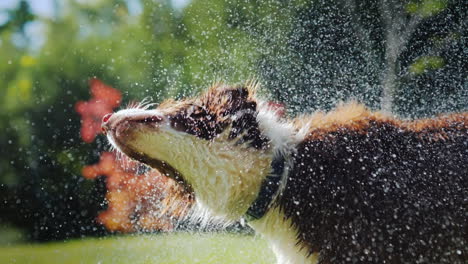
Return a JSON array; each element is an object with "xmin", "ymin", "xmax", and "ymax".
[{"xmin": 103, "ymin": 83, "xmax": 468, "ymax": 264}]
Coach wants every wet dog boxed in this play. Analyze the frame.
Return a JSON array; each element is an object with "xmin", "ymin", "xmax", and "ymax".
[{"xmin": 102, "ymin": 83, "xmax": 467, "ymax": 264}]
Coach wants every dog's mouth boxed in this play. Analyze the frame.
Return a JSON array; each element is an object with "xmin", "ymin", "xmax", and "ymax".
[
  {"xmin": 138, "ymin": 154, "xmax": 193, "ymax": 195},
  {"xmin": 115, "ymin": 138, "xmax": 193, "ymax": 195},
  {"xmin": 105, "ymin": 114, "xmax": 194, "ymax": 195}
]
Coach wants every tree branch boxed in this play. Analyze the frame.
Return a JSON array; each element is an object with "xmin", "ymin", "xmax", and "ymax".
[{"xmin": 379, "ymin": 0, "xmax": 423, "ymax": 113}]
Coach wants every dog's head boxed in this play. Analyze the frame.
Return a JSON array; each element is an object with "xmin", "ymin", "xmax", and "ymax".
[{"xmin": 102, "ymin": 83, "xmax": 292, "ymax": 220}]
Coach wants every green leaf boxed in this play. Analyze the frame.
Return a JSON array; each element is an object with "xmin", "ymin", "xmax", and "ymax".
[
  {"xmin": 406, "ymin": 0, "xmax": 448, "ymax": 18},
  {"xmin": 409, "ymin": 56, "xmax": 445, "ymax": 75}
]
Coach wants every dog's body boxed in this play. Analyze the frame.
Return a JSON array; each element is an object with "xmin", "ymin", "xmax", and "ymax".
[{"xmin": 102, "ymin": 84, "xmax": 468, "ymax": 264}]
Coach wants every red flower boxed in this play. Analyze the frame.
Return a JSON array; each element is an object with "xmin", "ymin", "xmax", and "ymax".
[{"xmin": 75, "ymin": 79, "xmax": 122, "ymax": 143}]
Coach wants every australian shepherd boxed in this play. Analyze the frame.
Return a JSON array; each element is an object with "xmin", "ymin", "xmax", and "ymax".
[{"xmin": 102, "ymin": 83, "xmax": 467, "ymax": 264}]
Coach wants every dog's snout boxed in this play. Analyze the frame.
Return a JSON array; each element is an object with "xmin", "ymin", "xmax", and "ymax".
[
  {"xmin": 142, "ymin": 115, "xmax": 163, "ymax": 123},
  {"xmin": 100, "ymin": 110, "xmax": 164, "ymax": 137}
]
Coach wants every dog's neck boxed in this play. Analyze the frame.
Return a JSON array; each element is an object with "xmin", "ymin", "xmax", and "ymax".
[
  {"xmin": 244, "ymin": 101, "xmax": 307, "ymax": 221},
  {"xmin": 245, "ymin": 153, "xmax": 287, "ymax": 220}
]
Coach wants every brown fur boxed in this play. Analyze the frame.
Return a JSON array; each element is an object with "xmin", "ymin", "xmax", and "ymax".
[{"xmin": 296, "ymin": 102, "xmax": 468, "ymax": 141}]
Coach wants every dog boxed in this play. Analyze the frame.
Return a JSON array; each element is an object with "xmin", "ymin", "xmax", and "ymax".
[{"xmin": 102, "ymin": 83, "xmax": 467, "ymax": 264}]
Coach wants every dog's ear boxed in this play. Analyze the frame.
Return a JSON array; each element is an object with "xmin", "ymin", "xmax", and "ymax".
[
  {"xmin": 203, "ymin": 85, "xmax": 257, "ymax": 116},
  {"xmin": 223, "ymin": 85, "xmax": 256, "ymax": 114}
]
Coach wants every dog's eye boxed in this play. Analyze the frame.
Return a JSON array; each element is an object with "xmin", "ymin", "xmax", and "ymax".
[{"xmin": 191, "ymin": 111, "xmax": 206, "ymax": 119}]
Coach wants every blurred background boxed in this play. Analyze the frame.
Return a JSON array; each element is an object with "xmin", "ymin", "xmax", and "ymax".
[{"xmin": 0, "ymin": 0, "xmax": 466, "ymax": 245}]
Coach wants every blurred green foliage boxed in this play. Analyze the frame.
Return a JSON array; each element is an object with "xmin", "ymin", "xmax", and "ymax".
[
  {"xmin": 406, "ymin": 0, "xmax": 448, "ymax": 17},
  {"xmin": 410, "ymin": 56, "xmax": 445, "ymax": 75},
  {"xmin": 0, "ymin": 0, "xmax": 466, "ymax": 242}
]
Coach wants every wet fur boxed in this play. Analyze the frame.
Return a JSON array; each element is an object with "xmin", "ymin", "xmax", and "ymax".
[
  {"xmin": 104, "ymin": 84, "xmax": 468, "ymax": 264},
  {"xmin": 283, "ymin": 103, "xmax": 468, "ymax": 263}
]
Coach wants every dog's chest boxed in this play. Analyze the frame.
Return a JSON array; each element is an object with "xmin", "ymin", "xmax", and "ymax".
[{"xmin": 249, "ymin": 207, "xmax": 319, "ymax": 264}]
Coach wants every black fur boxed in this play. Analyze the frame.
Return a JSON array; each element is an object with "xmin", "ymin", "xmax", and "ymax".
[{"xmin": 277, "ymin": 120, "xmax": 468, "ymax": 263}]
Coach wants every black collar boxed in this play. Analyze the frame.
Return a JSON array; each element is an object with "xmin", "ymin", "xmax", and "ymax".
[{"xmin": 245, "ymin": 154, "xmax": 286, "ymax": 220}]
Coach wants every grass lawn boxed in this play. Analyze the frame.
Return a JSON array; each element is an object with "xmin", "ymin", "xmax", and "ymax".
[{"xmin": 0, "ymin": 233, "xmax": 274, "ymax": 264}]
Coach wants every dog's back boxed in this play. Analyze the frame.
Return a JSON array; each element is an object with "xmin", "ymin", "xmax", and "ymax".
[{"xmin": 279, "ymin": 103, "xmax": 468, "ymax": 263}]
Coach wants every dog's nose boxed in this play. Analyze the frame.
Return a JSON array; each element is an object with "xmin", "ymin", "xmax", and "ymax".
[{"xmin": 101, "ymin": 113, "xmax": 113, "ymax": 134}]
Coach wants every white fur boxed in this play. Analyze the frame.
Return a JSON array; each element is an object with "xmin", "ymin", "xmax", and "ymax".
[
  {"xmin": 256, "ymin": 101, "xmax": 302, "ymax": 155},
  {"xmin": 249, "ymin": 206, "xmax": 319, "ymax": 264}
]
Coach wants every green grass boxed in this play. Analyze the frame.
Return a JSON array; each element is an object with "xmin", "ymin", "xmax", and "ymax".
[{"xmin": 0, "ymin": 233, "xmax": 274, "ymax": 264}]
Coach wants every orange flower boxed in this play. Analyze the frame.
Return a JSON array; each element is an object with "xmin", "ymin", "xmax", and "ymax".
[{"xmin": 82, "ymin": 152, "xmax": 191, "ymax": 232}]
